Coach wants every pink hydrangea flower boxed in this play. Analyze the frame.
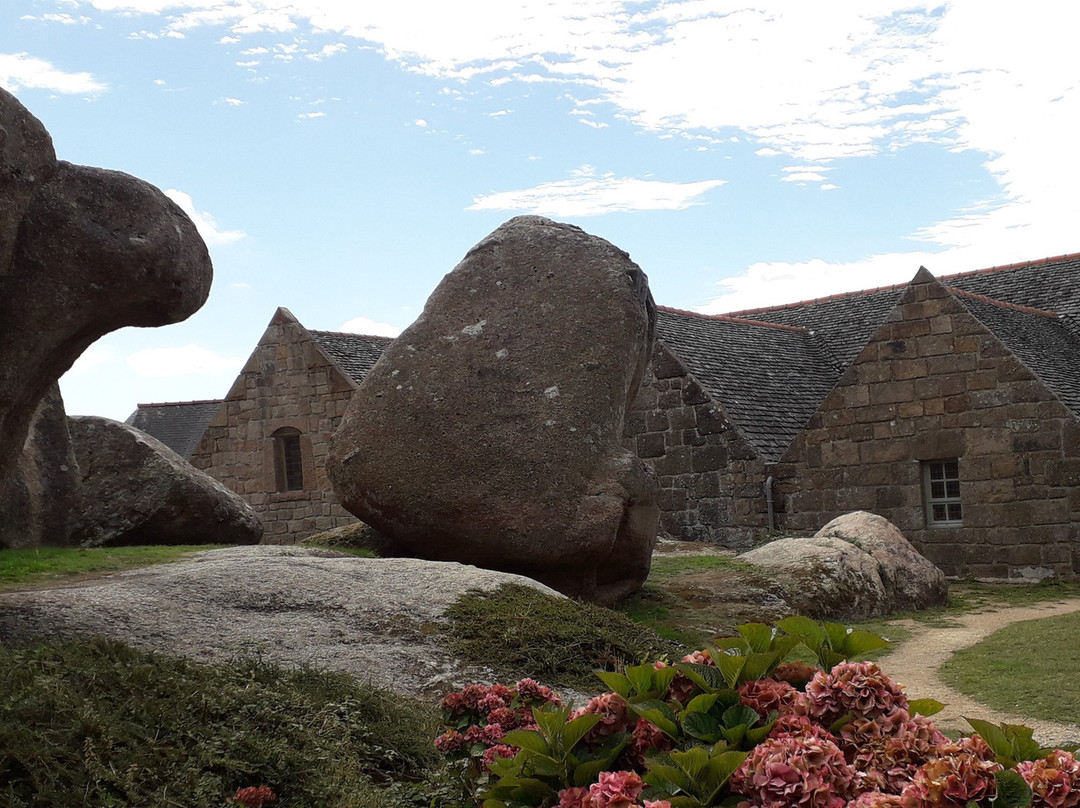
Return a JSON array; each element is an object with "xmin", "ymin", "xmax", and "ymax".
[
  {"xmin": 739, "ymin": 678, "xmax": 808, "ymax": 718},
  {"xmin": 1016, "ymin": 750, "xmax": 1080, "ymax": 808},
  {"xmin": 233, "ymin": 786, "xmax": 276, "ymax": 808},
  {"xmin": 899, "ymin": 751, "xmax": 1002, "ymax": 807},
  {"xmin": 668, "ymin": 649, "xmax": 714, "ymax": 703},
  {"xmin": 805, "ymin": 662, "xmax": 909, "ymax": 725},
  {"xmin": 589, "ymin": 770, "xmax": 645, "ymax": 807},
  {"xmin": 516, "ymin": 677, "xmax": 561, "ymax": 705},
  {"xmin": 557, "ymin": 786, "xmax": 591, "ymax": 808},
  {"xmin": 773, "ymin": 661, "xmax": 822, "ymax": 688},
  {"xmin": 845, "ymin": 711, "xmax": 948, "ymax": 794},
  {"xmin": 464, "ymin": 723, "xmax": 505, "ymax": 746},
  {"xmin": 730, "ymin": 730, "xmax": 854, "ymax": 808},
  {"xmin": 624, "ymin": 716, "xmax": 675, "ymax": 770},
  {"xmin": 581, "ymin": 692, "xmax": 633, "ymax": 740},
  {"xmin": 848, "ymin": 791, "xmax": 905, "ymax": 808}
]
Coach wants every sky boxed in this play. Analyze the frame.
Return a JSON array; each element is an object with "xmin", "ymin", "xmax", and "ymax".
[{"xmin": 3, "ymin": 1, "xmax": 1077, "ymax": 421}]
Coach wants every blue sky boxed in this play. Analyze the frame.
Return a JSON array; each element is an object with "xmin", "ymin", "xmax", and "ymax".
[{"xmin": 3, "ymin": 1, "xmax": 1076, "ymax": 420}]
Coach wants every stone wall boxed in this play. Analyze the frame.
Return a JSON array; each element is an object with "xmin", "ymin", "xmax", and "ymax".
[
  {"xmin": 773, "ymin": 273, "xmax": 1080, "ymax": 579},
  {"xmin": 190, "ymin": 309, "xmax": 359, "ymax": 542},
  {"xmin": 624, "ymin": 343, "xmax": 768, "ymax": 549}
]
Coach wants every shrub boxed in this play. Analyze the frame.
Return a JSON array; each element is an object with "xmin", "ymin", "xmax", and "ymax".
[{"xmin": 436, "ymin": 618, "xmax": 1075, "ymax": 808}]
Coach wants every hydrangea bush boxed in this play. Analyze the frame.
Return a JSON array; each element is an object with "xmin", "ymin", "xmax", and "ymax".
[{"xmin": 435, "ymin": 619, "xmax": 1080, "ymax": 808}]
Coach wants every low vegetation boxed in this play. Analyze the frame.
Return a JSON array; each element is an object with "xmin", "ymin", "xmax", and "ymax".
[
  {"xmin": 0, "ymin": 544, "xmax": 223, "ymax": 591},
  {"xmin": 941, "ymin": 609, "xmax": 1080, "ymax": 726},
  {"xmin": 442, "ymin": 584, "xmax": 682, "ymax": 693},
  {"xmin": 2, "ymin": 544, "xmax": 1079, "ymax": 806}
]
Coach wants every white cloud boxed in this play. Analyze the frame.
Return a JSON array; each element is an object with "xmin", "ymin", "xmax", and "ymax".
[
  {"xmin": 298, "ymin": 111, "xmax": 325, "ymax": 119},
  {"xmin": 163, "ymin": 189, "xmax": 246, "ymax": 246},
  {"xmin": 127, "ymin": 344, "xmax": 244, "ymax": 378},
  {"xmin": 306, "ymin": 42, "xmax": 346, "ymax": 61},
  {"xmin": 337, "ymin": 316, "xmax": 401, "ymax": 338},
  {"xmin": 414, "ymin": 118, "xmax": 427, "ymax": 127},
  {"xmin": 0, "ymin": 52, "xmax": 106, "ymax": 94},
  {"xmin": 469, "ymin": 165, "xmax": 725, "ymax": 217},
  {"xmin": 220, "ymin": 96, "xmax": 244, "ymax": 105}
]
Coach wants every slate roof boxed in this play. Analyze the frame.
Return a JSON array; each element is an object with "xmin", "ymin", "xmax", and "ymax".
[
  {"xmin": 724, "ymin": 253, "xmax": 1080, "ymax": 368},
  {"xmin": 125, "ymin": 399, "xmax": 224, "ymax": 459},
  {"xmin": 951, "ymin": 289, "xmax": 1080, "ymax": 417},
  {"xmin": 655, "ymin": 308, "xmax": 839, "ymax": 462},
  {"xmin": 309, "ymin": 330, "xmax": 394, "ymax": 385}
]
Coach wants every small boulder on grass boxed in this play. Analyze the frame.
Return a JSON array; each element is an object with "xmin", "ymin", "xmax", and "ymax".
[{"xmin": 738, "ymin": 511, "xmax": 947, "ymax": 619}]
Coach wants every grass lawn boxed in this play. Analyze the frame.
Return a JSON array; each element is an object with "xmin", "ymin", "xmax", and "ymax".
[
  {"xmin": 0, "ymin": 545, "xmax": 225, "ymax": 591},
  {"xmin": 939, "ymin": 609, "xmax": 1080, "ymax": 726}
]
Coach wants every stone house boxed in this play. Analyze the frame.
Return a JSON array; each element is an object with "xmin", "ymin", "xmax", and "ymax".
[
  {"xmin": 631, "ymin": 253, "xmax": 1080, "ymax": 579},
  {"xmin": 130, "ymin": 307, "xmax": 390, "ymax": 541},
  {"xmin": 132, "ymin": 253, "xmax": 1080, "ymax": 578}
]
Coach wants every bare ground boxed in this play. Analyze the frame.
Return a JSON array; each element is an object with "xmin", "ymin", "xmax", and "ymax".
[{"xmin": 878, "ymin": 597, "xmax": 1080, "ymax": 748}]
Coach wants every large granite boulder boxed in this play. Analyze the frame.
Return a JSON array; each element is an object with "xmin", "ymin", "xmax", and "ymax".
[
  {"xmin": 0, "ymin": 546, "xmax": 567, "ymax": 701},
  {"xmin": 329, "ymin": 216, "xmax": 659, "ymax": 604},
  {"xmin": 815, "ymin": 510, "xmax": 948, "ymax": 610},
  {"xmin": 0, "ymin": 384, "xmax": 80, "ymax": 550},
  {"xmin": 738, "ymin": 512, "xmax": 947, "ymax": 618},
  {"xmin": 0, "ymin": 88, "xmax": 212, "ymax": 548},
  {"xmin": 69, "ymin": 417, "xmax": 262, "ymax": 547}
]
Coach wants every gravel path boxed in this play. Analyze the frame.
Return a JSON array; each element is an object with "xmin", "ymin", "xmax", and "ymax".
[{"xmin": 878, "ymin": 597, "xmax": 1080, "ymax": 748}]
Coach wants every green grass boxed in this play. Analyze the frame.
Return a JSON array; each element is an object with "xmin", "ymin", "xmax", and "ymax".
[
  {"xmin": 939, "ymin": 610, "xmax": 1080, "ymax": 726},
  {"xmin": 0, "ymin": 545, "xmax": 225, "ymax": 591},
  {"xmin": 441, "ymin": 583, "xmax": 683, "ymax": 693},
  {"xmin": 0, "ymin": 637, "xmax": 443, "ymax": 808}
]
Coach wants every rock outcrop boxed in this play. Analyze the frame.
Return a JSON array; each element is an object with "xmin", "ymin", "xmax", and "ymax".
[
  {"xmin": 738, "ymin": 511, "xmax": 947, "ymax": 619},
  {"xmin": 0, "ymin": 88, "xmax": 213, "ymax": 548},
  {"xmin": 329, "ymin": 216, "xmax": 659, "ymax": 605},
  {"xmin": 69, "ymin": 417, "xmax": 262, "ymax": 547},
  {"xmin": 0, "ymin": 546, "xmax": 564, "ymax": 700}
]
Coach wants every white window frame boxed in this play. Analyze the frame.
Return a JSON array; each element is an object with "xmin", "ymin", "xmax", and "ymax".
[{"xmin": 923, "ymin": 459, "xmax": 962, "ymax": 527}]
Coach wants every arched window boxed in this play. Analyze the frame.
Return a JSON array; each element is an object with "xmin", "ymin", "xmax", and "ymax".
[{"xmin": 273, "ymin": 427, "xmax": 304, "ymax": 491}]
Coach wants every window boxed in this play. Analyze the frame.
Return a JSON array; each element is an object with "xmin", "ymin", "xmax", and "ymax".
[
  {"xmin": 923, "ymin": 459, "xmax": 962, "ymax": 526},
  {"xmin": 273, "ymin": 428, "xmax": 304, "ymax": 491}
]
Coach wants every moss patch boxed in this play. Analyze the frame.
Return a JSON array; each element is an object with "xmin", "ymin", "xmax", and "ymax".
[{"xmin": 440, "ymin": 583, "xmax": 683, "ymax": 694}]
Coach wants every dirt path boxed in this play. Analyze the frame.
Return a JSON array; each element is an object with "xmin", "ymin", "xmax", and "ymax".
[{"xmin": 878, "ymin": 597, "xmax": 1080, "ymax": 748}]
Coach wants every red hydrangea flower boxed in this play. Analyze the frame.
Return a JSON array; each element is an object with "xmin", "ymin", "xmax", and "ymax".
[
  {"xmin": 730, "ymin": 729, "xmax": 855, "ymax": 808},
  {"xmin": 482, "ymin": 743, "xmax": 518, "ymax": 770},
  {"xmin": 516, "ymin": 678, "xmax": 561, "ymax": 705},
  {"xmin": 623, "ymin": 716, "xmax": 675, "ymax": 770},
  {"xmin": 233, "ymin": 786, "xmax": 276, "ymax": 808},
  {"xmin": 434, "ymin": 729, "xmax": 465, "ymax": 753},
  {"xmin": 1016, "ymin": 750, "xmax": 1080, "ymax": 808},
  {"xmin": 774, "ymin": 661, "xmax": 822, "ymax": 688},
  {"xmin": 848, "ymin": 791, "xmax": 906, "ymax": 808}
]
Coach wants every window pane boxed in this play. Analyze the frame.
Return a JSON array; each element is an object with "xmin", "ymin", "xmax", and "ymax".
[
  {"xmin": 933, "ymin": 504, "xmax": 947, "ymax": 522},
  {"xmin": 282, "ymin": 435, "xmax": 303, "ymax": 490},
  {"xmin": 947, "ymin": 503, "xmax": 963, "ymax": 521},
  {"xmin": 930, "ymin": 464, "xmax": 944, "ymax": 480},
  {"xmin": 931, "ymin": 481, "xmax": 945, "ymax": 499},
  {"xmin": 944, "ymin": 460, "xmax": 959, "ymax": 478},
  {"xmin": 946, "ymin": 480, "xmax": 961, "ymax": 498}
]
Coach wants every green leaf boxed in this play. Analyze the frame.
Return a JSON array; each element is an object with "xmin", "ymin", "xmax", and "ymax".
[
  {"xmin": 745, "ymin": 719, "xmax": 776, "ymax": 746},
  {"xmin": 720, "ymin": 724, "xmax": 747, "ymax": 747},
  {"xmin": 510, "ymin": 777, "xmax": 557, "ymax": 804},
  {"xmin": 500, "ymin": 729, "xmax": 549, "ymax": 755},
  {"xmin": 531, "ymin": 704, "xmax": 568, "ymax": 739},
  {"xmin": 907, "ymin": 698, "xmax": 945, "ymax": 718},
  {"xmin": 740, "ymin": 651, "xmax": 779, "ymax": 683},
  {"xmin": 643, "ymin": 762, "xmax": 691, "ymax": 795},
  {"xmin": 822, "ymin": 622, "xmax": 850, "ymax": 650},
  {"xmin": 685, "ymin": 693, "xmax": 721, "ymax": 715},
  {"xmin": 776, "ymin": 616, "xmax": 826, "ymax": 647},
  {"xmin": 714, "ymin": 654, "xmax": 747, "ymax": 689},
  {"xmin": 769, "ymin": 635, "xmax": 806, "ymax": 662},
  {"xmin": 627, "ymin": 663, "xmax": 659, "ymax": 695},
  {"xmin": 629, "ymin": 699, "xmax": 680, "ymax": 739},
  {"xmin": 593, "ymin": 671, "xmax": 632, "ymax": 699},
  {"xmin": 481, "ymin": 799, "xmax": 507, "ymax": 808},
  {"xmin": 573, "ymin": 734, "xmax": 631, "ymax": 787},
  {"xmin": 1002, "ymin": 724, "xmax": 1043, "ymax": 763},
  {"xmin": 840, "ymin": 630, "xmax": 891, "ymax": 659},
  {"xmin": 681, "ymin": 710, "xmax": 723, "ymax": 743},
  {"xmin": 994, "ymin": 770, "xmax": 1033, "ymax": 808},
  {"xmin": 737, "ymin": 623, "xmax": 774, "ymax": 653},
  {"xmin": 964, "ymin": 717, "xmax": 1014, "ymax": 762},
  {"xmin": 671, "ymin": 745, "xmax": 710, "ymax": 780},
  {"xmin": 713, "ymin": 637, "xmax": 749, "ymax": 654},
  {"xmin": 675, "ymin": 662, "xmax": 728, "ymax": 692},
  {"xmin": 561, "ymin": 713, "xmax": 601, "ymax": 752},
  {"xmin": 702, "ymin": 749, "xmax": 750, "ymax": 798},
  {"xmin": 722, "ymin": 704, "xmax": 761, "ymax": 730}
]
